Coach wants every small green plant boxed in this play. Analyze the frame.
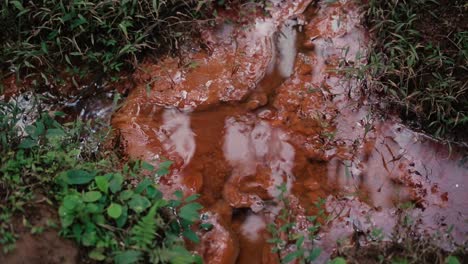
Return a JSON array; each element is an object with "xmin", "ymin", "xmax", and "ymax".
[
  {"xmin": 56, "ymin": 165, "xmax": 204, "ymax": 263},
  {"xmin": 0, "ymin": 102, "xmax": 204, "ymax": 262},
  {"xmin": 267, "ymin": 184, "xmax": 325, "ymax": 264}
]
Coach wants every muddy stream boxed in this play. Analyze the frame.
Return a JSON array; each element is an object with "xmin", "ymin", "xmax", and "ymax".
[{"xmin": 110, "ymin": 0, "xmax": 467, "ymax": 263}]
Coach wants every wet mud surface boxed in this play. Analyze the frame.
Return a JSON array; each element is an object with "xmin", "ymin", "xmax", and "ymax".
[
  {"xmin": 110, "ymin": 0, "xmax": 468, "ymax": 263},
  {"xmin": 0, "ymin": 201, "xmax": 79, "ymax": 264}
]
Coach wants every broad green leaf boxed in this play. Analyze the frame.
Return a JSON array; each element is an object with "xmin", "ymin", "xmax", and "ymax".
[
  {"xmin": 11, "ymin": 1, "xmax": 24, "ymax": 11},
  {"xmin": 135, "ymin": 178, "xmax": 152, "ymax": 194},
  {"xmin": 95, "ymin": 176, "xmax": 109, "ymax": 193},
  {"xmin": 179, "ymin": 203, "xmax": 203, "ymax": 222},
  {"xmin": 119, "ymin": 190, "xmax": 134, "ymax": 201},
  {"xmin": 146, "ymin": 185, "xmax": 162, "ymax": 199},
  {"xmin": 182, "ymin": 229, "xmax": 200, "ymax": 243},
  {"xmin": 82, "ymin": 191, "xmax": 102, "ymax": 202},
  {"xmin": 116, "ymin": 206, "xmax": 128, "ymax": 228},
  {"xmin": 88, "ymin": 249, "xmax": 106, "ymax": 261},
  {"xmin": 446, "ymin": 256, "xmax": 460, "ymax": 264},
  {"xmin": 109, "ymin": 173, "xmax": 124, "ymax": 193},
  {"xmin": 58, "ymin": 205, "xmax": 75, "ymax": 228},
  {"xmin": 282, "ymin": 250, "xmax": 303, "ymax": 264},
  {"xmin": 85, "ymin": 203, "xmax": 100, "ymax": 214},
  {"xmin": 18, "ymin": 138, "xmax": 37, "ymax": 149},
  {"xmin": 82, "ymin": 231, "xmax": 97, "ymax": 246},
  {"xmin": 54, "ymin": 111, "xmax": 66, "ymax": 117},
  {"xmin": 107, "ymin": 203, "xmax": 123, "ymax": 219},
  {"xmin": 128, "ymin": 194, "xmax": 151, "ymax": 213},
  {"xmin": 93, "ymin": 214, "xmax": 106, "ymax": 225},
  {"xmin": 65, "ymin": 170, "xmax": 95, "ymax": 185},
  {"xmin": 329, "ymin": 257, "xmax": 347, "ymax": 264},
  {"xmin": 114, "ymin": 250, "xmax": 142, "ymax": 264},
  {"xmin": 62, "ymin": 194, "xmax": 82, "ymax": 210},
  {"xmin": 185, "ymin": 194, "xmax": 200, "ymax": 203},
  {"xmin": 46, "ymin": 128, "xmax": 65, "ymax": 138},
  {"xmin": 308, "ymin": 247, "xmax": 322, "ymax": 261},
  {"xmin": 169, "ymin": 246, "xmax": 199, "ymax": 264},
  {"xmin": 156, "ymin": 160, "xmax": 173, "ymax": 176},
  {"xmin": 141, "ymin": 161, "xmax": 154, "ymax": 171},
  {"xmin": 174, "ymin": 190, "xmax": 183, "ymax": 200},
  {"xmin": 200, "ymin": 222, "xmax": 214, "ymax": 231}
]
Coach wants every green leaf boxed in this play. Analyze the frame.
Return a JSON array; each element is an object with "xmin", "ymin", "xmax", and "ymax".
[
  {"xmin": 107, "ymin": 203, "xmax": 123, "ymax": 219},
  {"xmin": 128, "ymin": 195, "xmax": 151, "ymax": 213},
  {"xmin": 89, "ymin": 249, "xmax": 106, "ymax": 261},
  {"xmin": 54, "ymin": 111, "xmax": 66, "ymax": 117},
  {"xmin": 174, "ymin": 190, "xmax": 183, "ymax": 200},
  {"xmin": 183, "ymin": 229, "xmax": 200, "ymax": 243},
  {"xmin": 185, "ymin": 194, "xmax": 200, "ymax": 203},
  {"xmin": 114, "ymin": 250, "xmax": 142, "ymax": 264},
  {"xmin": 446, "ymin": 256, "xmax": 460, "ymax": 264},
  {"xmin": 58, "ymin": 195, "xmax": 81, "ymax": 228},
  {"xmin": 11, "ymin": 1, "xmax": 24, "ymax": 11},
  {"xmin": 141, "ymin": 161, "xmax": 154, "ymax": 171},
  {"xmin": 282, "ymin": 250, "xmax": 303, "ymax": 264},
  {"xmin": 145, "ymin": 185, "xmax": 162, "ymax": 199},
  {"xmin": 95, "ymin": 176, "xmax": 109, "ymax": 193},
  {"xmin": 329, "ymin": 257, "xmax": 347, "ymax": 264},
  {"xmin": 179, "ymin": 203, "xmax": 203, "ymax": 222},
  {"xmin": 93, "ymin": 214, "xmax": 106, "ymax": 225},
  {"xmin": 85, "ymin": 203, "xmax": 100, "ymax": 214},
  {"xmin": 65, "ymin": 170, "xmax": 95, "ymax": 185},
  {"xmin": 62, "ymin": 194, "xmax": 82, "ymax": 210},
  {"xmin": 119, "ymin": 190, "xmax": 134, "ymax": 201},
  {"xmin": 46, "ymin": 128, "xmax": 65, "ymax": 138},
  {"xmin": 135, "ymin": 178, "xmax": 152, "ymax": 194},
  {"xmin": 82, "ymin": 231, "xmax": 97, "ymax": 246},
  {"xmin": 169, "ymin": 246, "xmax": 199, "ymax": 264},
  {"xmin": 18, "ymin": 138, "xmax": 37, "ymax": 149},
  {"xmin": 156, "ymin": 160, "xmax": 173, "ymax": 176},
  {"xmin": 307, "ymin": 247, "xmax": 322, "ymax": 262},
  {"xmin": 82, "ymin": 191, "xmax": 102, "ymax": 202},
  {"xmin": 200, "ymin": 223, "xmax": 213, "ymax": 231},
  {"xmin": 116, "ymin": 206, "xmax": 128, "ymax": 228},
  {"xmin": 109, "ymin": 173, "xmax": 124, "ymax": 193}
]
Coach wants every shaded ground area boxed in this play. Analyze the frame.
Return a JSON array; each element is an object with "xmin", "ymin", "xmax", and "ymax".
[{"xmin": 0, "ymin": 199, "xmax": 79, "ymax": 264}]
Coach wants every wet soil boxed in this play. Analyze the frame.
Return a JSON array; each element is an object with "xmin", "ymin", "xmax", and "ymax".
[
  {"xmin": 0, "ymin": 198, "xmax": 79, "ymax": 264},
  {"xmin": 112, "ymin": 0, "xmax": 468, "ymax": 263}
]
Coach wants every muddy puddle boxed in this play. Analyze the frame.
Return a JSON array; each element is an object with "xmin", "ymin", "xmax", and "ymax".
[{"xmin": 112, "ymin": 0, "xmax": 468, "ymax": 263}]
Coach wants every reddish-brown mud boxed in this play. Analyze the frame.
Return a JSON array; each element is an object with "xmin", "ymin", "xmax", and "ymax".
[
  {"xmin": 0, "ymin": 202, "xmax": 79, "ymax": 264},
  {"xmin": 112, "ymin": 0, "xmax": 468, "ymax": 263}
]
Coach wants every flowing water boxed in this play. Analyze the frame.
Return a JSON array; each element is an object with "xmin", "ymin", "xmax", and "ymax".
[{"xmin": 112, "ymin": 0, "xmax": 468, "ymax": 263}]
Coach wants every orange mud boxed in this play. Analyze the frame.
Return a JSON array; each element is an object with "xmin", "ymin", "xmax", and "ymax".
[{"xmin": 112, "ymin": 0, "xmax": 468, "ymax": 263}]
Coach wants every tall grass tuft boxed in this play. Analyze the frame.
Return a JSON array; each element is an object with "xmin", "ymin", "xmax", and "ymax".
[
  {"xmin": 0, "ymin": 0, "xmax": 227, "ymax": 85},
  {"xmin": 361, "ymin": 0, "xmax": 468, "ymax": 138}
]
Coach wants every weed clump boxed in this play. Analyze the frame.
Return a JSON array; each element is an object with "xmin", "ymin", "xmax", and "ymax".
[
  {"xmin": 362, "ymin": 0, "xmax": 467, "ymax": 138},
  {"xmin": 0, "ymin": 103, "xmax": 206, "ymax": 263},
  {"xmin": 0, "ymin": 0, "xmax": 225, "ymax": 85}
]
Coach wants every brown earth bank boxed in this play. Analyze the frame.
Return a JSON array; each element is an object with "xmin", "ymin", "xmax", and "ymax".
[{"xmin": 0, "ymin": 197, "xmax": 79, "ymax": 264}]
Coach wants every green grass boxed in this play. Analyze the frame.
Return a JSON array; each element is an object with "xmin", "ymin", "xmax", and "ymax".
[
  {"xmin": 0, "ymin": 102, "xmax": 207, "ymax": 263},
  {"xmin": 0, "ymin": 0, "xmax": 230, "ymax": 86},
  {"xmin": 349, "ymin": 0, "xmax": 468, "ymax": 138}
]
